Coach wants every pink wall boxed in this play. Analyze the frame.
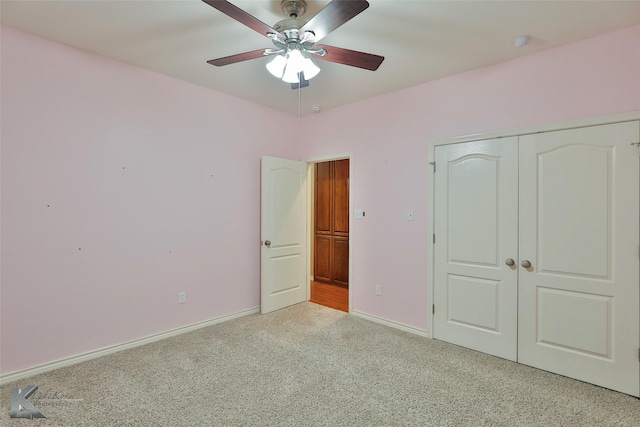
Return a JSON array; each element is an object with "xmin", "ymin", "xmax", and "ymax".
[
  {"xmin": 2, "ymin": 23, "xmax": 639, "ymax": 375},
  {"xmin": 0, "ymin": 27, "xmax": 296, "ymax": 374},
  {"xmin": 298, "ymin": 24, "xmax": 640, "ymax": 329}
]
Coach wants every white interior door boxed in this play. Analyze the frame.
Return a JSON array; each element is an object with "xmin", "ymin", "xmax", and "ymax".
[
  {"xmin": 433, "ymin": 137, "xmax": 519, "ymax": 361},
  {"xmin": 518, "ymin": 122, "xmax": 640, "ymax": 396},
  {"xmin": 261, "ymin": 156, "xmax": 307, "ymax": 314}
]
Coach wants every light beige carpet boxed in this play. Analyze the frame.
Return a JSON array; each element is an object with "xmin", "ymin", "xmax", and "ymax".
[{"xmin": 2, "ymin": 302, "xmax": 640, "ymax": 426}]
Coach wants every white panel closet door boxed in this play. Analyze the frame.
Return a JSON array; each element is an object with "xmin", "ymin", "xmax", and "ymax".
[
  {"xmin": 433, "ymin": 137, "xmax": 519, "ymax": 361},
  {"xmin": 518, "ymin": 121, "xmax": 640, "ymax": 397}
]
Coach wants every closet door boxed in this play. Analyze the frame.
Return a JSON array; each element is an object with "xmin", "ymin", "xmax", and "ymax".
[
  {"xmin": 518, "ymin": 122, "xmax": 640, "ymax": 396},
  {"xmin": 433, "ymin": 137, "xmax": 519, "ymax": 361}
]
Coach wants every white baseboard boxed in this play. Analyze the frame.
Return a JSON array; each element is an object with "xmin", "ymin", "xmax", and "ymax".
[
  {"xmin": 0, "ymin": 306, "xmax": 260, "ymax": 386},
  {"xmin": 351, "ymin": 310, "xmax": 431, "ymax": 338}
]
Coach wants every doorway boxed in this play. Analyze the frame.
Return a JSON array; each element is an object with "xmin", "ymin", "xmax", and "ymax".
[{"xmin": 310, "ymin": 159, "xmax": 350, "ymax": 312}]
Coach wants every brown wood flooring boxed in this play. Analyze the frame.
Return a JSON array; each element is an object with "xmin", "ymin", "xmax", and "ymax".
[{"xmin": 310, "ymin": 281, "xmax": 348, "ymax": 312}]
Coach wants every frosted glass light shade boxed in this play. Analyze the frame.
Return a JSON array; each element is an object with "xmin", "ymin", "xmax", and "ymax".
[
  {"xmin": 282, "ymin": 65, "xmax": 301, "ymax": 83},
  {"xmin": 287, "ymin": 49, "xmax": 305, "ymax": 73},
  {"xmin": 266, "ymin": 55, "xmax": 287, "ymax": 78},
  {"xmin": 301, "ymin": 58, "xmax": 320, "ymax": 80}
]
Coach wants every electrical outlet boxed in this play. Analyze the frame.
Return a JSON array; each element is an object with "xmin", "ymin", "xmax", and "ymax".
[
  {"xmin": 375, "ymin": 285, "xmax": 382, "ymax": 296},
  {"xmin": 178, "ymin": 292, "xmax": 186, "ymax": 304}
]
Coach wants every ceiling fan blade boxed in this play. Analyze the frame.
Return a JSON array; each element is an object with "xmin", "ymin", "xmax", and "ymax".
[
  {"xmin": 313, "ymin": 45, "xmax": 384, "ymax": 71},
  {"xmin": 202, "ymin": 0, "xmax": 283, "ymax": 41},
  {"xmin": 299, "ymin": 0, "xmax": 369, "ymax": 43},
  {"xmin": 207, "ymin": 49, "xmax": 267, "ymax": 66}
]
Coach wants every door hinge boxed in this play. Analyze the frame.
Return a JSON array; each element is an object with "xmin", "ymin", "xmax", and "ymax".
[
  {"xmin": 429, "ymin": 161, "xmax": 436, "ymax": 172},
  {"xmin": 432, "ymin": 304, "xmax": 435, "ymax": 315}
]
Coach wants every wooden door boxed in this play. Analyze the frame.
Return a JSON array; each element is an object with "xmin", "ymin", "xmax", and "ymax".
[
  {"xmin": 260, "ymin": 156, "xmax": 307, "ymax": 314},
  {"xmin": 518, "ymin": 122, "xmax": 640, "ymax": 396},
  {"xmin": 433, "ymin": 137, "xmax": 519, "ymax": 361},
  {"xmin": 314, "ymin": 159, "xmax": 349, "ymax": 287}
]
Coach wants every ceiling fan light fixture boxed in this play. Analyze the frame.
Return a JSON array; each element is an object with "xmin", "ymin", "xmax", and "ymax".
[
  {"xmin": 282, "ymin": 61, "xmax": 302, "ymax": 83},
  {"xmin": 286, "ymin": 49, "xmax": 305, "ymax": 72},
  {"xmin": 301, "ymin": 57, "xmax": 320, "ymax": 80},
  {"xmin": 269, "ymin": 48, "xmax": 320, "ymax": 84},
  {"xmin": 266, "ymin": 54, "xmax": 287, "ymax": 78}
]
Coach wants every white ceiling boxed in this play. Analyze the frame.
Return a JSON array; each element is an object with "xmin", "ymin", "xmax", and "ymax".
[{"xmin": 3, "ymin": 0, "xmax": 640, "ymax": 116}]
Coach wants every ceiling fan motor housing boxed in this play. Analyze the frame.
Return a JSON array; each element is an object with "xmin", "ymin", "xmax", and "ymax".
[{"xmin": 273, "ymin": 19, "xmax": 306, "ymax": 34}]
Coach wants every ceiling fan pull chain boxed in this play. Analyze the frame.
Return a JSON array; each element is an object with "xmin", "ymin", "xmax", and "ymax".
[{"xmin": 298, "ymin": 71, "xmax": 302, "ymax": 123}]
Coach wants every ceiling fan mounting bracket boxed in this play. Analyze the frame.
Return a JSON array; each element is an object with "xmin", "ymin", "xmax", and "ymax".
[{"xmin": 281, "ymin": 0, "xmax": 307, "ymax": 19}]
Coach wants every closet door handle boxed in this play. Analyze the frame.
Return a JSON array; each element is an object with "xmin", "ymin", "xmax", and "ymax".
[
  {"xmin": 505, "ymin": 258, "xmax": 515, "ymax": 266},
  {"xmin": 264, "ymin": 240, "xmax": 271, "ymax": 247},
  {"xmin": 521, "ymin": 260, "xmax": 532, "ymax": 269}
]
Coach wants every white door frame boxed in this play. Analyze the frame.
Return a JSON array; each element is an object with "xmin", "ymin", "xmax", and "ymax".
[{"xmin": 305, "ymin": 153, "xmax": 354, "ymax": 312}]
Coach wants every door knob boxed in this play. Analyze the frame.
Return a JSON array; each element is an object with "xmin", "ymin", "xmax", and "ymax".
[
  {"xmin": 264, "ymin": 240, "xmax": 271, "ymax": 247},
  {"xmin": 521, "ymin": 260, "xmax": 532, "ymax": 268},
  {"xmin": 505, "ymin": 258, "xmax": 515, "ymax": 266}
]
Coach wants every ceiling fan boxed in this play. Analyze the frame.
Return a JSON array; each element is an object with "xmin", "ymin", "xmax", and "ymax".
[{"xmin": 203, "ymin": 0, "xmax": 384, "ymax": 86}]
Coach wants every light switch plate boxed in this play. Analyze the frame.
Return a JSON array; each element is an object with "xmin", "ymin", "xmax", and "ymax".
[
  {"xmin": 408, "ymin": 209, "xmax": 415, "ymax": 221},
  {"xmin": 355, "ymin": 209, "xmax": 365, "ymax": 218}
]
